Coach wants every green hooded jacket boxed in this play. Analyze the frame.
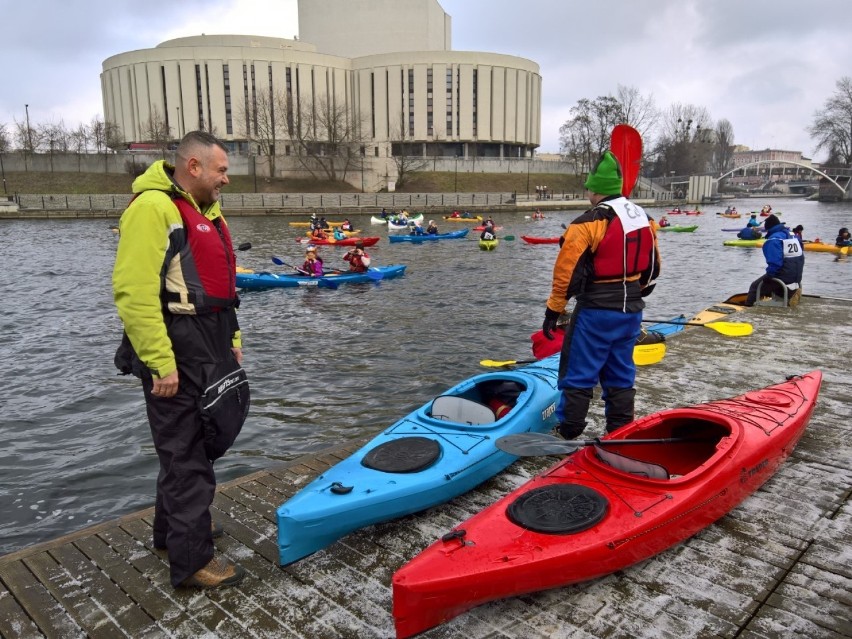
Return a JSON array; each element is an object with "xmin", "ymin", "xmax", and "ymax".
[{"xmin": 112, "ymin": 160, "xmax": 241, "ymax": 379}]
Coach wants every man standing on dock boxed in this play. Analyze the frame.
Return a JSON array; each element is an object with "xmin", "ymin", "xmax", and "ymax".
[
  {"xmin": 541, "ymin": 150, "xmax": 660, "ymax": 439},
  {"xmin": 112, "ymin": 131, "xmax": 250, "ymax": 589}
]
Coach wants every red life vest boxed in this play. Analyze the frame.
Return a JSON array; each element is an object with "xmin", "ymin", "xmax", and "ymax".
[
  {"xmin": 167, "ymin": 197, "xmax": 237, "ymax": 312},
  {"xmin": 592, "ymin": 214, "xmax": 653, "ymax": 280}
]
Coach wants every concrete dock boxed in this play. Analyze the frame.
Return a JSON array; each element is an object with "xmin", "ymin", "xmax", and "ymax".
[{"xmin": 1, "ymin": 299, "xmax": 850, "ymax": 639}]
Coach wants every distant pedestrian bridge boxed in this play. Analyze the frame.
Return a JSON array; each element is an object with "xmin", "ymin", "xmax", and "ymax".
[{"xmin": 718, "ymin": 161, "xmax": 850, "ymax": 200}]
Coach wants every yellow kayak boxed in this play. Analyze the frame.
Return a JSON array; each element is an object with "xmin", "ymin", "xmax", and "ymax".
[
  {"xmin": 444, "ymin": 215, "xmax": 483, "ymax": 223},
  {"xmin": 304, "ymin": 229, "xmax": 361, "ymax": 238},
  {"xmin": 803, "ymin": 242, "xmax": 850, "ymax": 255},
  {"xmin": 289, "ymin": 220, "xmax": 348, "ymax": 227}
]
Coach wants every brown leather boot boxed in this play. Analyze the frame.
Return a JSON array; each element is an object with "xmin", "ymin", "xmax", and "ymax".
[{"xmin": 180, "ymin": 555, "xmax": 245, "ymax": 588}]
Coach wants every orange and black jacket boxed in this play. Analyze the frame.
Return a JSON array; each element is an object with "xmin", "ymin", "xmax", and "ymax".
[{"xmin": 546, "ymin": 196, "xmax": 661, "ymax": 315}]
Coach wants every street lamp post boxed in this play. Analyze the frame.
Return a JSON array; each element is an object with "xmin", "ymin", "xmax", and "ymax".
[
  {"xmin": 252, "ymin": 149, "xmax": 258, "ymax": 193},
  {"xmin": 25, "ymin": 104, "xmax": 33, "ymax": 151},
  {"xmin": 0, "ymin": 151, "xmax": 7, "ymax": 195},
  {"xmin": 454, "ymin": 154, "xmax": 459, "ymax": 192}
]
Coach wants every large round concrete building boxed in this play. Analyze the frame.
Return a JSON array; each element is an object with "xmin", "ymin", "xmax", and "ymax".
[{"xmin": 101, "ymin": 0, "xmax": 541, "ymax": 188}]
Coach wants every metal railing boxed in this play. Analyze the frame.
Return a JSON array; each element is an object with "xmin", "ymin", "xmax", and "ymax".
[{"xmin": 15, "ymin": 192, "xmax": 518, "ymax": 212}]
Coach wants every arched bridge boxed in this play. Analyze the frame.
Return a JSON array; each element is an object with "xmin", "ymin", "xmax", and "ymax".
[{"xmin": 718, "ymin": 161, "xmax": 849, "ymax": 197}]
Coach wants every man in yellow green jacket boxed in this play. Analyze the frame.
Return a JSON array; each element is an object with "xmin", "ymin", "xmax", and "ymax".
[{"xmin": 113, "ymin": 131, "xmax": 249, "ymax": 588}]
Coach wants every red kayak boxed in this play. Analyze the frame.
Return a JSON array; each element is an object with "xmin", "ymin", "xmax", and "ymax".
[
  {"xmin": 392, "ymin": 371, "xmax": 822, "ymax": 638},
  {"xmin": 297, "ymin": 236, "xmax": 380, "ymax": 247},
  {"xmin": 520, "ymin": 235, "xmax": 560, "ymax": 244}
]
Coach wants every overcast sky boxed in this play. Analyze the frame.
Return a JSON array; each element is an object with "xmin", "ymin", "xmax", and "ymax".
[{"xmin": 1, "ymin": 0, "xmax": 850, "ymax": 159}]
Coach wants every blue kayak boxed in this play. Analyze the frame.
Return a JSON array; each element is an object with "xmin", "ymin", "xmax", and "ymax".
[
  {"xmin": 389, "ymin": 229, "xmax": 469, "ymax": 243},
  {"xmin": 236, "ymin": 265, "xmax": 406, "ymax": 289},
  {"xmin": 276, "ymin": 354, "xmax": 561, "ymax": 565}
]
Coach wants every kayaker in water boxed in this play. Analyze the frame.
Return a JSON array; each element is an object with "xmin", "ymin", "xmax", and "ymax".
[
  {"xmin": 744, "ymin": 214, "xmax": 804, "ymax": 307},
  {"xmin": 541, "ymin": 150, "xmax": 660, "ymax": 440},
  {"xmin": 792, "ymin": 225, "xmax": 805, "ymax": 245},
  {"xmin": 409, "ymin": 220, "xmax": 426, "ymax": 236},
  {"xmin": 333, "ymin": 228, "xmax": 346, "ymax": 241},
  {"xmin": 343, "ymin": 241, "xmax": 371, "ymax": 272},
  {"xmin": 737, "ymin": 225, "xmax": 763, "ymax": 240},
  {"xmin": 301, "ymin": 247, "xmax": 324, "ymax": 277},
  {"xmin": 747, "ymin": 214, "xmax": 761, "ymax": 228},
  {"xmin": 836, "ymin": 227, "xmax": 852, "ymax": 247},
  {"xmin": 659, "ymin": 216, "xmax": 670, "ymax": 228},
  {"xmin": 312, "ymin": 226, "xmax": 329, "ymax": 240},
  {"xmin": 426, "ymin": 219, "xmax": 439, "ymax": 235},
  {"xmin": 480, "ymin": 220, "xmax": 497, "ymax": 241}
]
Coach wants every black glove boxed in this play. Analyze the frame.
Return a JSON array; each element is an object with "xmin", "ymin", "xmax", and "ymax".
[
  {"xmin": 542, "ymin": 308, "xmax": 561, "ymax": 340},
  {"xmin": 640, "ymin": 283, "xmax": 656, "ymax": 298}
]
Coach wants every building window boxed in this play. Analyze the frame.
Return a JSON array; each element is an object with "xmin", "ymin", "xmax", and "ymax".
[
  {"xmin": 286, "ymin": 67, "xmax": 294, "ymax": 135},
  {"xmin": 427, "ymin": 68, "xmax": 433, "ymax": 136},
  {"xmin": 408, "ymin": 68, "xmax": 414, "ymax": 137},
  {"xmin": 223, "ymin": 64, "xmax": 232, "ymax": 134},
  {"xmin": 472, "ymin": 69, "xmax": 477, "ymax": 137},
  {"xmin": 446, "ymin": 68, "xmax": 453, "ymax": 137},
  {"xmin": 195, "ymin": 64, "xmax": 205, "ymax": 130},
  {"xmin": 243, "ymin": 64, "xmax": 250, "ymax": 137}
]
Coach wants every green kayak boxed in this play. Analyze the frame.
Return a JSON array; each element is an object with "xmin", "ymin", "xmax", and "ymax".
[
  {"xmin": 723, "ymin": 239, "xmax": 765, "ymax": 247},
  {"xmin": 658, "ymin": 225, "xmax": 697, "ymax": 233}
]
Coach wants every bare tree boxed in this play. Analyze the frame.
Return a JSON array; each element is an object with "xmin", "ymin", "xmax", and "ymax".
[
  {"xmin": 712, "ymin": 119, "xmax": 735, "ymax": 174},
  {"xmin": 0, "ymin": 123, "xmax": 10, "ymax": 152},
  {"xmin": 808, "ymin": 76, "xmax": 852, "ymax": 165},
  {"xmin": 70, "ymin": 123, "xmax": 90, "ymax": 154},
  {"xmin": 389, "ymin": 123, "xmax": 430, "ymax": 189},
  {"xmin": 237, "ymin": 87, "xmax": 290, "ymax": 177},
  {"xmin": 615, "ymin": 85, "xmax": 658, "ymax": 140},
  {"xmin": 105, "ymin": 121, "xmax": 125, "ymax": 152},
  {"xmin": 90, "ymin": 116, "xmax": 106, "ymax": 153},
  {"xmin": 39, "ymin": 120, "xmax": 71, "ymax": 171},
  {"xmin": 558, "ymin": 96, "xmax": 624, "ymax": 173},
  {"xmin": 143, "ymin": 107, "xmax": 172, "ymax": 155},
  {"xmin": 40, "ymin": 121, "xmax": 70, "ymax": 153},
  {"xmin": 14, "ymin": 117, "xmax": 40, "ymax": 153},
  {"xmin": 651, "ymin": 103, "xmax": 714, "ymax": 176},
  {"xmin": 292, "ymin": 96, "xmax": 370, "ymax": 182}
]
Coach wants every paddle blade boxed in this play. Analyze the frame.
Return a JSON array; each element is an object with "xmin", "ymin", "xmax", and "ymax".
[
  {"xmin": 318, "ymin": 278, "xmax": 339, "ymax": 290},
  {"xmin": 271, "ymin": 256, "xmax": 285, "ymax": 266},
  {"xmin": 705, "ymin": 321, "xmax": 753, "ymax": 336},
  {"xmin": 633, "ymin": 343, "xmax": 666, "ymax": 366},
  {"xmin": 479, "ymin": 358, "xmax": 537, "ymax": 368},
  {"xmin": 503, "ymin": 235, "xmax": 515, "ymax": 241},
  {"xmin": 495, "ymin": 433, "xmax": 583, "ymax": 456},
  {"xmin": 610, "ymin": 124, "xmax": 642, "ymax": 196}
]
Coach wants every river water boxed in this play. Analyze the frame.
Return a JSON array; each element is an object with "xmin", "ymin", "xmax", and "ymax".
[{"xmin": 1, "ymin": 196, "xmax": 850, "ymax": 555}]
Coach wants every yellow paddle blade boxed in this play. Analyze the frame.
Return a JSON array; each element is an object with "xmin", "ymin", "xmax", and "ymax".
[
  {"xmin": 479, "ymin": 358, "xmax": 524, "ymax": 368},
  {"xmin": 633, "ymin": 343, "xmax": 666, "ymax": 366},
  {"xmin": 705, "ymin": 321, "xmax": 753, "ymax": 337}
]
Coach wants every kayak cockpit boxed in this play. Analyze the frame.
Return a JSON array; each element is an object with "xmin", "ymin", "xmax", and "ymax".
[
  {"xmin": 588, "ymin": 414, "xmax": 734, "ymax": 481},
  {"xmin": 425, "ymin": 377, "xmax": 529, "ymax": 429}
]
